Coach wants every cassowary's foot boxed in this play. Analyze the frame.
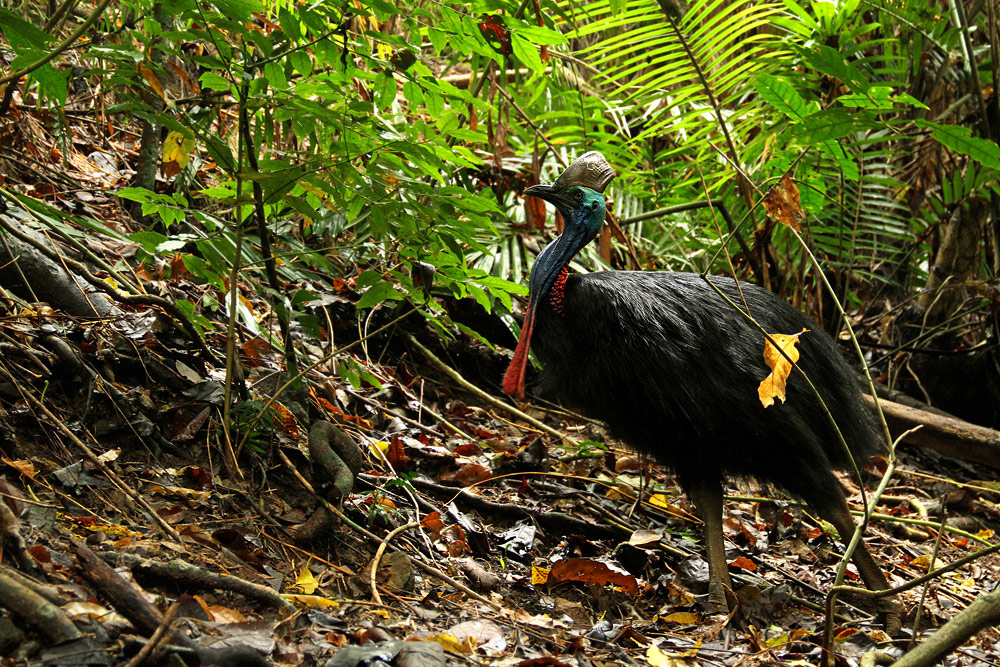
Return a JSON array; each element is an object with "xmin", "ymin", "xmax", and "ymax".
[
  {"xmin": 705, "ymin": 576, "xmax": 735, "ymax": 615},
  {"xmin": 706, "ymin": 586, "xmax": 729, "ymax": 614},
  {"xmin": 876, "ymin": 597, "xmax": 902, "ymax": 636}
]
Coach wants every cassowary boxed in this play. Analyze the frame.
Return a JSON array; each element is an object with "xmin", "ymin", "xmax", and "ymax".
[{"xmin": 503, "ymin": 151, "xmax": 898, "ymax": 629}]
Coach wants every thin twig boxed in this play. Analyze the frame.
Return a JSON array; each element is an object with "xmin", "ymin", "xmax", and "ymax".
[
  {"xmin": 276, "ymin": 449, "xmax": 500, "ymax": 611},
  {"xmin": 122, "ymin": 601, "xmax": 180, "ymax": 667},
  {"xmin": 405, "ymin": 333, "xmax": 579, "ymax": 448},
  {"xmin": 370, "ymin": 522, "xmax": 419, "ymax": 606}
]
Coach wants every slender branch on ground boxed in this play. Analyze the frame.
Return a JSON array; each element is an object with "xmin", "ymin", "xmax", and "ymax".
[{"xmin": 405, "ymin": 333, "xmax": 580, "ymax": 448}]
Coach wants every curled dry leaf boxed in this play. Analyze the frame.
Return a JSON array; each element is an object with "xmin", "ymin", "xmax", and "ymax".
[
  {"xmin": 762, "ymin": 174, "xmax": 805, "ymax": 232},
  {"xmin": 548, "ymin": 558, "xmax": 639, "ymax": 596},
  {"xmin": 758, "ymin": 329, "xmax": 808, "ymax": 408}
]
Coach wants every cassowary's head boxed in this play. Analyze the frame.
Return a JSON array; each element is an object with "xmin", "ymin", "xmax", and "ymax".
[{"xmin": 503, "ymin": 152, "xmax": 616, "ymax": 398}]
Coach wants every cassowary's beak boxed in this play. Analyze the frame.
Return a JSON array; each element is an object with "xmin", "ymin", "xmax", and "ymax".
[
  {"xmin": 503, "ymin": 185, "xmax": 585, "ymax": 399},
  {"xmin": 523, "ymin": 183, "xmax": 575, "ymax": 211}
]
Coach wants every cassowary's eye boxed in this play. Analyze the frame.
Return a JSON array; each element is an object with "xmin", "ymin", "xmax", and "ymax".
[{"xmin": 574, "ymin": 190, "xmax": 583, "ymax": 201}]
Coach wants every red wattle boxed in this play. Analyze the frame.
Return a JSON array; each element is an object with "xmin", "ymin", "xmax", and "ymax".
[{"xmin": 503, "ymin": 303, "xmax": 535, "ymax": 398}]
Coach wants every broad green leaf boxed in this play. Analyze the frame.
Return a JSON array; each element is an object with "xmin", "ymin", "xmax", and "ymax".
[
  {"xmin": 129, "ymin": 230, "xmax": 170, "ymax": 254},
  {"xmin": 804, "ymin": 45, "xmax": 868, "ymax": 94},
  {"xmin": 754, "ymin": 73, "xmax": 807, "ymax": 119},
  {"xmin": 200, "ymin": 72, "xmax": 231, "ymax": 91},
  {"xmin": 919, "ymin": 122, "xmax": 1000, "ymax": 170},
  {"xmin": 31, "ymin": 64, "xmax": 68, "ymax": 106},
  {"xmin": 797, "ymin": 109, "xmax": 860, "ymax": 142},
  {"xmin": 358, "ymin": 281, "xmax": 404, "ymax": 309},
  {"xmin": 263, "ymin": 61, "xmax": 287, "ymax": 89},
  {"xmin": 278, "ymin": 7, "xmax": 301, "ymax": 40},
  {"xmin": 511, "ymin": 33, "xmax": 544, "ymax": 74},
  {"xmin": 289, "ymin": 51, "xmax": 312, "ymax": 76},
  {"xmin": 518, "ymin": 24, "xmax": 566, "ymax": 45},
  {"xmin": 0, "ymin": 8, "xmax": 51, "ymax": 49}
]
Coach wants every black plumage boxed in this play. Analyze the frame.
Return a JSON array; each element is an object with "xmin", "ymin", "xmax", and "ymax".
[
  {"xmin": 504, "ymin": 152, "xmax": 899, "ymax": 629},
  {"xmin": 533, "ymin": 271, "xmax": 880, "ymax": 497}
]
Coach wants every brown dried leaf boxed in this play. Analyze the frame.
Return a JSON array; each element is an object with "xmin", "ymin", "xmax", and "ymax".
[
  {"xmin": 3, "ymin": 458, "xmax": 36, "ymax": 479},
  {"xmin": 439, "ymin": 463, "xmax": 492, "ymax": 487},
  {"xmin": 762, "ymin": 175, "xmax": 805, "ymax": 232},
  {"xmin": 548, "ymin": 558, "xmax": 639, "ymax": 596}
]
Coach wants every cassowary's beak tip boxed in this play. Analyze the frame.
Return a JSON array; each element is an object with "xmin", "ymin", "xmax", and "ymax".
[
  {"xmin": 523, "ymin": 183, "xmax": 555, "ymax": 198},
  {"xmin": 524, "ymin": 183, "xmax": 569, "ymax": 209}
]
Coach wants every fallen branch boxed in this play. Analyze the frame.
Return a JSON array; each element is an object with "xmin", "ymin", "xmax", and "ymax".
[
  {"xmin": 891, "ymin": 588, "xmax": 1000, "ymax": 667},
  {"xmin": 0, "ymin": 571, "xmax": 80, "ymax": 644},
  {"xmin": 871, "ymin": 396, "xmax": 1000, "ymax": 468}
]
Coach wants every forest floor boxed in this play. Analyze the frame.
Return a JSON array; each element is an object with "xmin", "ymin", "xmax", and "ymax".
[{"xmin": 2, "ymin": 112, "xmax": 1000, "ymax": 667}]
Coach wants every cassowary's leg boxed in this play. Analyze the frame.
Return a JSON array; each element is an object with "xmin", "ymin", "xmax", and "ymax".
[
  {"xmin": 809, "ymin": 488, "xmax": 902, "ymax": 635},
  {"xmin": 687, "ymin": 476, "xmax": 732, "ymax": 612}
]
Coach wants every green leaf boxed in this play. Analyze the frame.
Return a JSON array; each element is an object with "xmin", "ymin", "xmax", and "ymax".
[
  {"xmin": 403, "ymin": 79, "xmax": 424, "ymax": 106},
  {"xmin": 31, "ymin": 64, "xmax": 67, "ymax": 106},
  {"xmin": 754, "ymin": 73, "xmax": 806, "ymax": 120},
  {"xmin": 129, "ymin": 230, "xmax": 169, "ymax": 254},
  {"xmin": 358, "ymin": 281, "xmax": 404, "ymax": 309},
  {"xmin": 919, "ymin": 122, "xmax": 1000, "ymax": 170},
  {"xmin": 0, "ymin": 8, "xmax": 52, "ymax": 49},
  {"xmin": 118, "ymin": 187, "xmax": 154, "ymax": 203},
  {"xmin": 204, "ymin": 135, "xmax": 235, "ymax": 173},
  {"xmin": 289, "ymin": 51, "xmax": 312, "ymax": 76},
  {"xmin": 278, "ymin": 7, "xmax": 301, "ymax": 40},
  {"xmin": 804, "ymin": 46, "xmax": 868, "ymax": 94},
  {"xmin": 427, "ymin": 28, "xmax": 448, "ymax": 53},
  {"xmin": 263, "ymin": 61, "xmax": 287, "ymax": 89},
  {"xmin": 837, "ymin": 86, "xmax": 893, "ymax": 110},
  {"xmin": 518, "ymin": 24, "xmax": 565, "ymax": 46},
  {"xmin": 200, "ymin": 72, "xmax": 231, "ymax": 91},
  {"xmin": 163, "ymin": 0, "xmax": 197, "ymax": 12},
  {"xmin": 818, "ymin": 140, "xmax": 859, "ymax": 181},
  {"xmin": 797, "ymin": 109, "xmax": 860, "ymax": 142},
  {"xmin": 893, "ymin": 93, "xmax": 928, "ymax": 109},
  {"xmin": 511, "ymin": 32, "xmax": 543, "ymax": 74},
  {"xmin": 212, "ymin": 0, "xmax": 263, "ymax": 22},
  {"xmin": 357, "ymin": 270, "xmax": 382, "ymax": 288},
  {"xmin": 375, "ymin": 71, "xmax": 396, "ymax": 109}
]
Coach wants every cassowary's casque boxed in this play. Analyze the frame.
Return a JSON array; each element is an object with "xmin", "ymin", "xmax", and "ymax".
[{"xmin": 504, "ymin": 151, "xmax": 898, "ymax": 629}]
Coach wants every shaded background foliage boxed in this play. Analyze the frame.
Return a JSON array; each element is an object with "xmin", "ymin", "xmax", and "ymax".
[{"xmin": 1, "ymin": 0, "xmax": 999, "ymax": 425}]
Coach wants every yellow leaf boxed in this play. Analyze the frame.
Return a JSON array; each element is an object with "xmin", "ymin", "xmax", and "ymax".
[
  {"xmin": 649, "ymin": 494, "xmax": 672, "ymax": 509},
  {"xmin": 280, "ymin": 594, "xmax": 340, "ymax": 608},
  {"xmin": 163, "ymin": 131, "xmax": 195, "ymax": 169},
  {"xmin": 138, "ymin": 64, "xmax": 173, "ymax": 108},
  {"xmin": 758, "ymin": 329, "xmax": 808, "ymax": 408},
  {"xmin": 287, "ymin": 565, "xmax": 319, "ymax": 595},
  {"xmin": 531, "ymin": 565, "xmax": 549, "ymax": 586},
  {"xmin": 646, "ymin": 640, "xmax": 701, "ymax": 665},
  {"xmin": 662, "ymin": 611, "xmax": 699, "ymax": 625},
  {"xmin": 426, "ymin": 634, "xmax": 472, "ymax": 653},
  {"xmin": 647, "ymin": 645, "xmax": 672, "ymax": 667},
  {"xmin": 910, "ymin": 554, "xmax": 943, "ymax": 571}
]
